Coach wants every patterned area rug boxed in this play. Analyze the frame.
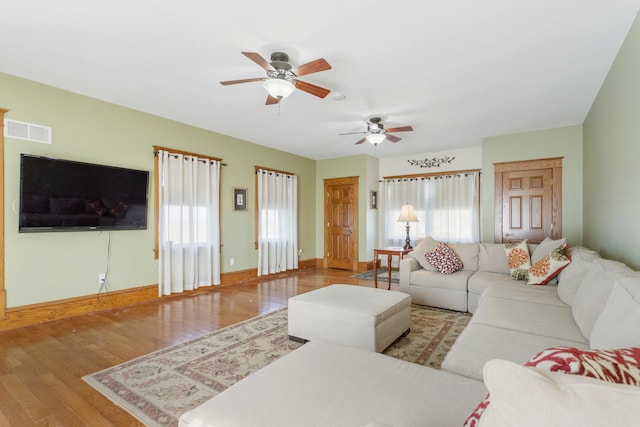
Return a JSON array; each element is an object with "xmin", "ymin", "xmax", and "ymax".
[
  {"xmin": 84, "ymin": 304, "xmax": 470, "ymax": 426},
  {"xmin": 351, "ymin": 267, "xmax": 400, "ymax": 283}
]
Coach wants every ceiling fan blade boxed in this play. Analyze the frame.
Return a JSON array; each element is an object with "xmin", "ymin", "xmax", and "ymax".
[
  {"xmin": 355, "ymin": 137, "xmax": 367, "ymax": 145},
  {"xmin": 265, "ymin": 95, "xmax": 280, "ymax": 105},
  {"xmin": 294, "ymin": 80, "xmax": 330, "ymax": 98},
  {"xmin": 386, "ymin": 134, "xmax": 402, "ymax": 143},
  {"xmin": 220, "ymin": 77, "xmax": 265, "ymax": 86},
  {"xmin": 241, "ymin": 52, "xmax": 274, "ymax": 71},
  {"xmin": 291, "ymin": 58, "xmax": 332, "ymax": 77},
  {"xmin": 339, "ymin": 131, "xmax": 368, "ymax": 136},
  {"xmin": 386, "ymin": 125, "xmax": 414, "ymax": 133}
]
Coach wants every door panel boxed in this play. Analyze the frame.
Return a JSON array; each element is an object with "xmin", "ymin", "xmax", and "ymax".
[
  {"xmin": 494, "ymin": 158, "xmax": 562, "ymax": 244},
  {"xmin": 502, "ymin": 169, "xmax": 552, "ymax": 243},
  {"xmin": 324, "ymin": 177, "xmax": 358, "ymax": 271}
]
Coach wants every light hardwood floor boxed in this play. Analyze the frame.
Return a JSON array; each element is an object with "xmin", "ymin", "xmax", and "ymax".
[{"xmin": 0, "ymin": 267, "xmax": 391, "ymax": 426}]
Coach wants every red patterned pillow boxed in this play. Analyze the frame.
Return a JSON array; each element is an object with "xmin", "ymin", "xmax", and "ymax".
[
  {"xmin": 424, "ymin": 242, "xmax": 463, "ymax": 274},
  {"xmin": 524, "ymin": 347, "xmax": 640, "ymax": 384},
  {"xmin": 464, "ymin": 347, "xmax": 640, "ymax": 426}
]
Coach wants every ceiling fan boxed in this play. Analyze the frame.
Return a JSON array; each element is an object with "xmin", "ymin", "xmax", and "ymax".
[
  {"xmin": 340, "ymin": 117, "xmax": 414, "ymax": 145},
  {"xmin": 220, "ymin": 51, "xmax": 332, "ymax": 105}
]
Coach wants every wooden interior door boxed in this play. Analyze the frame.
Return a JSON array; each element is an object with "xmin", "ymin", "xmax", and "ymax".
[
  {"xmin": 324, "ymin": 177, "xmax": 358, "ymax": 271},
  {"xmin": 494, "ymin": 158, "xmax": 562, "ymax": 244}
]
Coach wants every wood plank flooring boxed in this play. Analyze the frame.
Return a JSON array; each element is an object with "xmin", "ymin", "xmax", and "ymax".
[{"xmin": 0, "ymin": 268, "xmax": 388, "ymax": 426}]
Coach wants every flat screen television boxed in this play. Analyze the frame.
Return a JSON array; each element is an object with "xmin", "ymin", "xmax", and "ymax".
[{"xmin": 19, "ymin": 154, "xmax": 149, "ymax": 232}]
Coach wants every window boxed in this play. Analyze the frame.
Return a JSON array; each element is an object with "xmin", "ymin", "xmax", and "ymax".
[
  {"xmin": 255, "ymin": 167, "xmax": 298, "ymax": 276},
  {"xmin": 154, "ymin": 146, "xmax": 222, "ymax": 295},
  {"xmin": 380, "ymin": 171, "xmax": 480, "ymax": 246}
]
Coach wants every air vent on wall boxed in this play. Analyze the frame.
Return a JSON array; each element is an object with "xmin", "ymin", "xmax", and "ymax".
[{"xmin": 4, "ymin": 119, "xmax": 52, "ymax": 144}]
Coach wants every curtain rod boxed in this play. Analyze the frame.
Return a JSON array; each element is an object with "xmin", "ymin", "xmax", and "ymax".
[
  {"xmin": 380, "ymin": 169, "xmax": 481, "ymax": 182},
  {"xmin": 153, "ymin": 146, "xmax": 227, "ymax": 166}
]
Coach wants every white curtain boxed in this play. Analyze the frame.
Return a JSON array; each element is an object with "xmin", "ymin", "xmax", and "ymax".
[
  {"xmin": 379, "ymin": 172, "xmax": 480, "ymax": 246},
  {"xmin": 256, "ymin": 169, "xmax": 298, "ymax": 276},
  {"xmin": 158, "ymin": 150, "xmax": 221, "ymax": 296}
]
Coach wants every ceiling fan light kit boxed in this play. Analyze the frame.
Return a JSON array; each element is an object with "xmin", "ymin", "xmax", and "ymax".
[
  {"xmin": 263, "ymin": 78, "xmax": 296, "ymax": 100},
  {"xmin": 365, "ymin": 133, "xmax": 387, "ymax": 145}
]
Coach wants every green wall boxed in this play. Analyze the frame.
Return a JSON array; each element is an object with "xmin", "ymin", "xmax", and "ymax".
[
  {"xmin": 583, "ymin": 13, "xmax": 640, "ymax": 269},
  {"xmin": 481, "ymin": 125, "xmax": 584, "ymax": 245},
  {"xmin": 1, "ymin": 72, "xmax": 316, "ymax": 307}
]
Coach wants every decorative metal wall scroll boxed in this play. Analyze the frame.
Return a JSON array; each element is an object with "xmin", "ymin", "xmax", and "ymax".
[{"xmin": 407, "ymin": 156, "xmax": 455, "ymax": 168}]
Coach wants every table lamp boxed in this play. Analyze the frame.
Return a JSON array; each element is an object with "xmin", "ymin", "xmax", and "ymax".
[{"xmin": 397, "ymin": 204, "xmax": 419, "ymax": 250}]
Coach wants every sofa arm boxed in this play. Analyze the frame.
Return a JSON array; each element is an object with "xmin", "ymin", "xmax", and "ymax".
[{"xmin": 399, "ymin": 257, "xmax": 420, "ymax": 293}]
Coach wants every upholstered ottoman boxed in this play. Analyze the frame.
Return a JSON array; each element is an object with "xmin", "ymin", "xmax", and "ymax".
[{"xmin": 288, "ymin": 284, "xmax": 411, "ymax": 352}]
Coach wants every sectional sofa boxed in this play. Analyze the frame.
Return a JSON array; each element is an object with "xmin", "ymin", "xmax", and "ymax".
[{"xmin": 179, "ymin": 241, "xmax": 640, "ymax": 426}]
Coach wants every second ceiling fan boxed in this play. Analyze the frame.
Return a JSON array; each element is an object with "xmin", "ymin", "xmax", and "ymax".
[
  {"xmin": 220, "ymin": 51, "xmax": 332, "ymax": 105},
  {"xmin": 341, "ymin": 117, "xmax": 414, "ymax": 145}
]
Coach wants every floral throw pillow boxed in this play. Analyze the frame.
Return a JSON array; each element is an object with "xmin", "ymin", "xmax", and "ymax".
[
  {"xmin": 503, "ymin": 240, "xmax": 531, "ymax": 280},
  {"xmin": 527, "ymin": 243, "xmax": 571, "ymax": 285},
  {"xmin": 424, "ymin": 242, "xmax": 463, "ymax": 275},
  {"xmin": 464, "ymin": 346, "xmax": 640, "ymax": 426}
]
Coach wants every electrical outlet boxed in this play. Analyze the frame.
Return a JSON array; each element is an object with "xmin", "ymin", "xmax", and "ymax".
[
  {"xmin": 98, "ymin": 273, "xmax": 106, "ymax": 285},
  {"xmin": 230, "ymin": 258, "xmax": 235, "ymax": 266}
]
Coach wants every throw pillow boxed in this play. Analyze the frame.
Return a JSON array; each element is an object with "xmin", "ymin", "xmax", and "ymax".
[
  {"xmin": 407, "ymin": 236, "xmax": 439, "ymax": 271},
  {"xmin": 524, "ymin": 346, "xmax": 640, "ymax": 385},
  {"xmin": 526, "ymin": 243, "xmax": 571, "ymax": 285},
  {"xmin": 530, "ymin": 237, "xmax": 566, "ymax": 264},
  {"xmin": 477, "ymin": 359, "xmax": 640, "ymax": 427},
  {"xmin": 590, "ymin": 276, "xmax": 640, "ymax": 350},
  {"xmin": 503, "ymin": 240, "xmax": 530, "ymax": 280},
  {"xmin": 424, "ymin": 242, "xmax": 463, "ymax": 275},
  {"xmin": 465, "ymin": 346, "xmax": 640, "ymax": 426}
]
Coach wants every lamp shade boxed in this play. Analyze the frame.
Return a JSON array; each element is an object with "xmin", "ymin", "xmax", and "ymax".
[
  {"xmin": 397, "ymin": 204, "xmax": 419, "ymax": 222},
  {"xmin": 263, "ymin": 78, "xmax": 296, "ymax": 99},
  {"xmin": 365, "ymin": 133, "xmax": 387, "ymax": 145}
]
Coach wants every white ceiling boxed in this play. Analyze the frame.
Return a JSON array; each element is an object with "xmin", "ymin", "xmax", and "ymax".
[{"xmin": 1, "ymin": 1, "xmax": 638, "ymax": 160}]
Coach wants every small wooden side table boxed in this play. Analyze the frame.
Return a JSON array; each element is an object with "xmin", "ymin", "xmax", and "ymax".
[{"xmin": 373, "ymin": 247, "xmax": 412, "ymax": 290}]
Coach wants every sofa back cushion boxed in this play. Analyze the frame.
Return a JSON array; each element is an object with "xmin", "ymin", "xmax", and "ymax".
[
  {"xmin": 479, "ymin": 243, "xmax": 510, "ymax": 274},
  {"xmin": 449, "ymin": 243, "xmax": 479, "ymax": 271},
  {"xmin": 407, "ymin": 237, "xmax": 439, "ymax": 271},
  {"xmin": 557, "ymin": 246, "xmax": 602, "ymax": 305},
  {"xmin": 571, "ymin": 259, "xmax": 634, "ymax": 339},
  {"xmin": 590, "ymin": 275, "xmax": 640, "ymax": 350}
]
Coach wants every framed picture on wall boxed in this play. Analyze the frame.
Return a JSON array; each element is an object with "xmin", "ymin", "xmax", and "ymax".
[
  {"xmin": 233, "ymin": 188, "xmax": 247, "ymax": 211},
  {"xmin": 370, "ymin": 190, "xmax": 378, "ymax": 209}
]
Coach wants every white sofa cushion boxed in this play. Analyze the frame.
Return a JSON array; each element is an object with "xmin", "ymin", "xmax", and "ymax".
[
  {"xmin": 590, "ymin": 275, "xmax": 640, "ymax": 349},
  {"xmin": 441, "ymin": 323, "xmax": 588, "ymax": 381},
  {"xmin": 407, "ymin": 236, "xmax": 439, "ymax": 271},
  {"xmin": 571, "ymin": 259, "xmax": 634, "ymax": 339},
  {"xmin": 408, "ymin": 269, "xmax": 472, "ymax": 292},
  {"xmin": 449, "ymin": 242, "xmax": 479, "ymax": 271},
  {"xmin": 472, "ymin": 297, "xmax": 586, "ymax": 343},
  {"xmin": 556, "ymin": 246, "xmax": 601, "ymax": 305},
  {"xmin": 478, "ymin": 359, "xmax": 640, "ymax": 427},
  {"xmin": 479, "ymin": 243, "xmax": 510, "ymax": 274},
  {"xmin": 178, "ymin": 340, "xmax": 488, "ymax": 427},
  {"xmin": 479, "ymin": 282, "xmax": 566, "ymax": 307}
]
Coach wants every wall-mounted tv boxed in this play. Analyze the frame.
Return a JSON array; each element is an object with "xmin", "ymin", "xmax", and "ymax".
[{"xmin": 19, "ymin": 154, "xmax": 149, "ymax": 233}]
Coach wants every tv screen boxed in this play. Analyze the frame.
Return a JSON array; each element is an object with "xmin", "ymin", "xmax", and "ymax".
[{"xmin": 19, "ymin": 154, "xmax": 149, "ymax": 232}]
